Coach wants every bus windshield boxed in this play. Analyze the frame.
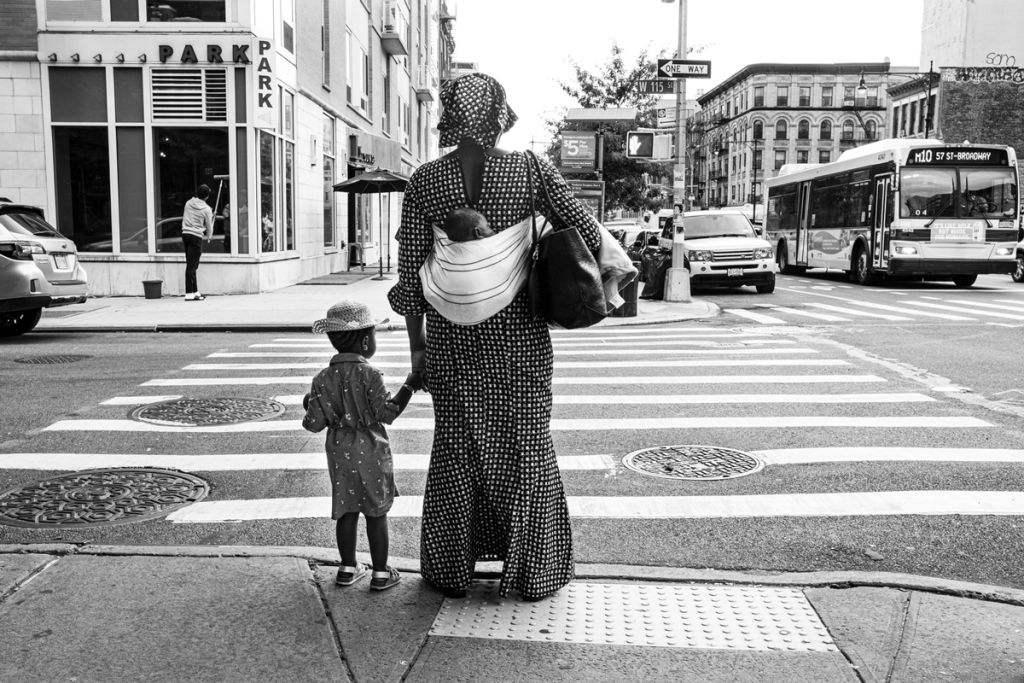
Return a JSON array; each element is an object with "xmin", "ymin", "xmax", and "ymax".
[{"xmin": 900, "ymin": 167, "xmax": 1017, "ymax": 219}]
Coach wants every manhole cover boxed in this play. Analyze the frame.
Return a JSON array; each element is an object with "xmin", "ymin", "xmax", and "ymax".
[
  {"xmin": 14, "ymin": 354, "xmax": 91, "ymax": 364},
  {"xmin": 129, "ymin": 397, "xmax": 286, "ymax": 427},
  {"xmin": 622, "ymin": 445, "xmax": 764, "ymax": 481},
  {"xmin": 0, "ymin": 468, "xmax": 209, "ymax": 528}
]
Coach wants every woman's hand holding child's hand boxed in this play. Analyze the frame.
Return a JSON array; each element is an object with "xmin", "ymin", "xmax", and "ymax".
[{"xmin": 405, "ymin": 371, "xmax": 426, "ymax": 391}]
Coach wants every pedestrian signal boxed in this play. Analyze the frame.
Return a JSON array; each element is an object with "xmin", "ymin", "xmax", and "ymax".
[{"xmin": 626, "ymin": 131, "xmax": 672, "ymax": 160}]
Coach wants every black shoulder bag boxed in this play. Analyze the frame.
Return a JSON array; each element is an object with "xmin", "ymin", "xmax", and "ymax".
[{"xmin": 524, "ymin": 151, "xmax": 607, "ymax": 329}]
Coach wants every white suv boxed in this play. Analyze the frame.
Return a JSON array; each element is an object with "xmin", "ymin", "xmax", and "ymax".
[{"xmin": 664, "ymin": 210, "xmax": 776, "ymax": 293}]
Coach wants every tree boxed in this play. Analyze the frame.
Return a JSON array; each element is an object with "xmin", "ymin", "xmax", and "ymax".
[{"xmin": 545, "ymin": 44, "xmax": 673, "ymax": 213}]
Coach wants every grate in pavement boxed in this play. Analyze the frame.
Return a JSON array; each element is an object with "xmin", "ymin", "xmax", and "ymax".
[
  {"xmin": 622, "ymin": 445, "xmax": 764, "ymax": 481},
  {"xmin": 0, "ymin": 468, "xmax": 209, "ymax": 528},
  {"xmin": 430, "ymin": 581, "xmax": 836, "ymax": 651},
  {"xmin": 14, "ymin": 354, "xmax": 91, "ymax": 364},
  {"xmin": 129, "ymin": 396, "xmax": 286, "ymax": 427}
]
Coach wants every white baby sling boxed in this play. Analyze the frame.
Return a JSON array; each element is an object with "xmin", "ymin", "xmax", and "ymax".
[{"xmin": 419, "ymin": 216, "xmax": 551, "ymax": 325}]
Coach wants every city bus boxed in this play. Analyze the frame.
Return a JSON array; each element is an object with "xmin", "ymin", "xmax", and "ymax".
[{"xmin": 764, "ymin": 139, "xmax": 1019, "ymax": 286}]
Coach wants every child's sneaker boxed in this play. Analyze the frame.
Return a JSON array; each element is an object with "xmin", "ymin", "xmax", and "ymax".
[
  {"xmin": 369, "ymin": 566, "xmax": 401, "ymax": 591},
  {"xmin": 335, "ymin": 563, "xmax": 368, "ymax": 586}
]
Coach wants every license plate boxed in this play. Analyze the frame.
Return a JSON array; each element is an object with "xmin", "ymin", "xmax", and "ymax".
[
  {"xmin": 727, "ymin": 268, "xmax": 743, "ymax": 277},
  {"xmin": 53, "ymin": 254, "xmax": 69, "ymax": 269}
]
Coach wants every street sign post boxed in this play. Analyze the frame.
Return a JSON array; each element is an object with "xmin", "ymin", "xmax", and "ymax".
[
  {"xmin": 656, "ymin": 59, "xmax": 711, "ymax": 79},
  {"xmin": 566, "ymin": 179, "xmax": 605, "ymax": 220},
  {"xmin": 637, "ymin": 79, "xmax": 674, "ymax": 95},
  {"xmin": 559, "ymin": 131, "xmax": 597, "ymax": 172}
]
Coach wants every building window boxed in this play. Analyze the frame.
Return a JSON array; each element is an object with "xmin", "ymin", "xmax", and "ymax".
[
  {"xmin": 865, "ymin": 86, "xmax": 879, "ymax": 107},
  {"xmin": 53, "ymin": 127, "xmax": 112, "ymax": 252},
  {"xmin": 753, "ymin": 86, "xmax": 764, "ymax": 107},
  {"xmin": 841, "ymin": 119, "xmax": 855, "ymax": 141},
  {"xmin": 753, "ymin": 149, "xmax": 763, "ymax": 170},
  {"xmin": 774, "ymin": 120, "xmax": 788, "ymax": 140},
  {"xmin": 843, "ymin": 86, "xmax": 855, "ymax": 106},
  {"xmin": 322, "ymin": 0, "xmax": 331, "ymax": 88},
  {"xmin": 821, "ymin": 85, "xmax": 833, "ymax": 107},
  {"xmin": 752, "ymin": 120, "xmax": 763, "ymax": 140},
  {"xmin": 864, "ymin": 120, "xmax": 877, "ymax": 140},
  {"xmin": 776, "ymin": 86, "xmax": 789, "ymax": 106},
  {"xmin": 774, "ymin": 150, "xmax": 787, "ymax": 170},
  {"xmin": 799, "ymin": 86, "xmax": 810, "ymax": 107},
  {"xmin": 893, "ymin": 107, "xmax": 901, "ymax": 137},
  {"xmin": 797, "ymin": 149, "xmax": 809, "ymax": 164},
  {"xmin": 282, "ymin": 0, "xmax": 295, "ymax": 53},
  {"xmin": 382, "ymin": 59, "xmax": 391, "ymax": 131},
  {"xmin": 818, "ymin": 149, "xmax": 831, "ymax": 164},
  {"xmin": 259, "ymin": 131, "xmax": 276, "ymax": 252},
  {"xmin": 820, "ymin": 119, "xmax": 832, "ymax": 140},
  {"xmin": 909, "ymin": 101, "xmax": 918, "ymax": 134},
  {"xmin": 146, "ymin": 1, "xmax": 225, "ymax": 21},
  {"xmin": 153, "ymin": 127, "xmax": 229, "ymax": 254},
  {"xmin": 797, "ymin": 119, "xmax": 810, "ymax": 139}
]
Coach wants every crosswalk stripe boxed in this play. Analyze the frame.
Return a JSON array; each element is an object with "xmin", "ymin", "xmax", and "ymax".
[
  {"xmin": 257, "ymin": 334, "xmax": 790, "ymax": 348},
  {"xmin": 209, "ymin": 346, "xmax": 813, "ymax": 359},
  {"xmin": 181, "ymin": 358, "xmax": 845, "ymax": 371},
  {"xmin": 724, "ymin": 309, "xmax": 789, "ymax": 325},
  {"xmin": 270, "ymin": 392, "xmax": 934, "ymax": 406},
  {"xmin": 757, "ymin": 305, "xmax": 848, "ymax": 322},
  {"xmin": 166, "ymin": 490, "xmax": 1024, "ymax": 522},
  {"xmin": 100, "ymin": 395, "xmax": 181, "ymax": 405},
  {"xmin": 779, "ymin": 289, "xmax": 976, "ymax": 320},
  {"xmin": 0, "ymin": 453, "xmax": 615, "ymax": 472},
  {"xmin": 754, "ymin": 447, "xmax": 1024, "ymax": 464},
  {"xmin": 272, "ymin": 329, "xmax": 763, "ymax": 342},
  {"xmin": 944, "ymin": 298, "xmax": 1024, "ymax": 313},
  {"xmin": 9, "ymin": 448, "xmax": 1018, "ymax": 473},
  {"xmin": 908, "ymin": 301, "xmax": 1024, "ymax": 321},
  {"xmin": 803, "ymin": 303, "xmax": 910, "ymax": 321},
  {"xmin": 140, "ymin": 372, "xmax": 883, "ymax": 387},
  {"xmin": 246, "ymin": 339, "xmax": 799, "ymax": 351},
  {"xmin": 42, "ymin": 415, "xmax": 993, "ymax": 433}
]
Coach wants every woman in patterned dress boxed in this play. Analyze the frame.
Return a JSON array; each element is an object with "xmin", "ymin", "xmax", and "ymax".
[{"xmin": 387, "ymin": 73, "xmax": 602, "ymax": 600}]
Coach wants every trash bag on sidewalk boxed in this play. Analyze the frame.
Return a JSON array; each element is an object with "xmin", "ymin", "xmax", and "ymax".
[{"xmin": 639, "ymin": 250, "xmax": 672, "ymax": 300}]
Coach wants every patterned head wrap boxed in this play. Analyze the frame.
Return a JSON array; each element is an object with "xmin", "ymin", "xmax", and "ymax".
[{"xmin": 437, "ymin": 73, "xmax": 517, "ymax": 148}]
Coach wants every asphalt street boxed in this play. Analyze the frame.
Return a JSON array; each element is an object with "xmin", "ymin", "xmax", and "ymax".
[{"xmin": 2, "ymin": 275, "xmax": 1023, "ymax": 591}]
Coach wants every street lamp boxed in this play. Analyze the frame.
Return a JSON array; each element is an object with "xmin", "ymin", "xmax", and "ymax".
[{"xmin": 857, "ymin": 61, "xmax": 936, "ymax": 139}]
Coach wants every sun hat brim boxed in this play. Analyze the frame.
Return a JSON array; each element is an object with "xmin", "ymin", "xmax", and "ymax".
[{"xmin": 312, "ymin": 317, "xmax": 388, "ymax": 334}]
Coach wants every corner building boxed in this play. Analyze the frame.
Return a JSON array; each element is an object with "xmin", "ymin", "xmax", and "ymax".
[{"xmin": 0, "ymin": 0, "xmax": 455, "ymax": 295}]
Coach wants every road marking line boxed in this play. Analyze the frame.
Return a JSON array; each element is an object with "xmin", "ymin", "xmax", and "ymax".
[
  {"xmin": 269, "ymin": 329, "xmax": 768, "ymax": 342},
  {"xmin": 100, "ymin": 395, "xmax": 182, "ymax": 405},
  {"xmin": 723, "ymin": 309, "xmax": 789, "ymax": 325},
  {"xmin": 210, "ymin": 346, "xmax": 814, "ymax": 359},
  {"xmin": 777, "ymin": 289, "xmax": 976, "ymax": 320},
  {"xmin": 141, "ymin": 372, "xmax": 881, "ymax": 387},
  {"xmin": 271, "ymin": 392, "xmax": 933, "ymax": 406},
  {"xmin": 43, "ymin": 415, "xmax": 993, "ymax": 433},
  {"xmin": 754, "ymin": 447, "xmax": 1024, "ymax": 464},
  {"xmin": 166, "ymin": 490, "xmax": 1024, "ymax": 522},
  {"xmin": 759, "ymin": 306, "xmax": 849, "ymax": 322},
  {"xmin": 803, "ymin": 303, "xmax": 910, "ymax": 321},
  {"xmin": 907, "ymin": 301, "xmax": 1024, "ymax": 321},
  {"xmin": 249, "ymin": 338, "xmax": 798, "ymax": 350},
  {"xmin": 944, "ymin": 298, "xmax": 1024, "ymax": 314},
  {"xmin": 181, "ymin": 358, "xmax": 843, "ymax": 371},
  {"xmin": 0, "ymin": 453, "xmax": 616, "ymax": 472}
]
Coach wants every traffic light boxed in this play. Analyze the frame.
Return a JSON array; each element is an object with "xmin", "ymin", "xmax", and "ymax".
[{"xmin": 626, "ymin": 131, "xmax": 672, "ymax": 160}]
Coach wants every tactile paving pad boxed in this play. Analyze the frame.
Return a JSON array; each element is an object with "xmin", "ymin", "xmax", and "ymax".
[{"xmin": 430, "ymin": 581, "xmax": 836, "ymax": 652}]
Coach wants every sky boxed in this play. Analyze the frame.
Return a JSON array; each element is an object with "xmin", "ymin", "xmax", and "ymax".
[{"xmin": 453, "ymin": 0, "xmax": 925, "ymax": 151}]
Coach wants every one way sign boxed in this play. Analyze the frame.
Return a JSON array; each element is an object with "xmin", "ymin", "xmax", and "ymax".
[{"xmin": 657, "ymin": 59, "xmax": 712, "ymax": 79}]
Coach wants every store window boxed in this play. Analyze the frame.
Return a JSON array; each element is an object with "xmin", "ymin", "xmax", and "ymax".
[
  {"xmin": 323, "ymin": 115, "xmax": 336, "ymax": 247},
  {"xmin": 153, "ymin": 127, "xmax": 229, "ymax": 253},
  {"xmin": 258, "ymin": 88, "xmax": 295, "ymax": 253},
  {"xmin": 259, "ymin": 130, "xmax": 276, "ymax": 252},
  {"xmin": 53, "ymin": 127, "xmax": 112, "ymax": 252},
  {"xmin": 146, "ymin": 1, "xmax": 226, "ymax": 22}
]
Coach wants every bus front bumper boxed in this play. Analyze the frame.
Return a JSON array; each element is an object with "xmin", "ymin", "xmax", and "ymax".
[{"xmin": 887, "ymin": 258, "xmax": 1016, "ymax": 276}]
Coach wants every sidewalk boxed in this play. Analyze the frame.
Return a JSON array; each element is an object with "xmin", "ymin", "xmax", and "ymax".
[
  {"xmin": 2, "ymin": 544, "xmax": 1022, "ymax": 682},
  {"xmin": 36, "ymin": 272, "xmax": 719, "ymax": 333}
]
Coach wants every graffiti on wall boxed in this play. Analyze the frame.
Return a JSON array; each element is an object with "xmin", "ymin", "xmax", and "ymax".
[
  {"xmin": 943, "ymin": 66, "xmax": 1024, "ymax": 85},
  {"xmin": 986, "ymin": 52, "xmax": 1017, "ymax": 67}
]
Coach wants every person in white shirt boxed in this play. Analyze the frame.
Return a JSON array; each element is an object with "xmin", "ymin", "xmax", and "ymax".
[{"xmin": 181, "ymin": 184, "xmax": 214, "ymax": 301}]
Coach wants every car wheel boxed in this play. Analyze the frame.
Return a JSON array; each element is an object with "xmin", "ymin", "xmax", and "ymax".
[
  {"xmin": 755, "ymin": 274, "xmax": 776, "ymax": 294},
  {"xmin": 0, "ymin": 308, "xmax": 42, "ymax": 337},
  {"xmin": 853, "ymin": 245, "xmax": 878, "ymax": 286},
  {"xmin": 952, "ymin": 274, "xmax": 977, "ymax": 288},
  {"xmin": 1012, "ymin": 254, "xmax": 1024, "ymax": 283}
]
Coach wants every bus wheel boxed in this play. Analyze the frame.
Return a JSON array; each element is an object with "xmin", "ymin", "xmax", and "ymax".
[
  {"xmin": 853, "ymin": 246, "xmax": 878, "ymax": 286},
  {"xmin": 952, "ymin": 274, "xmax": 977, "ymax": 288},
  {"xmin": 776, "ymin": 243, "xmax": 804, "ymax": 275},
  {"xmin": 1011, "ymin": 254, "xmax": 1024, "ymax": 283}
]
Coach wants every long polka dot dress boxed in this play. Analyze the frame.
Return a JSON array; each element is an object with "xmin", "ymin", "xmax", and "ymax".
[{"xmin": 388, "ymin": 150, "xmax": 602, "ymax": 599}]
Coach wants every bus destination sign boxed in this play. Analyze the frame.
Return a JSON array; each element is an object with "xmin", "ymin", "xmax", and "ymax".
[{"xmin": 906, "ymin": 147, "xmax": 1009, "ymax": 166}]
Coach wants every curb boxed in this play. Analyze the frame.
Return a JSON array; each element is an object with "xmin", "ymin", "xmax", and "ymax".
[{"xmin": 4, "ymin": 543, "xmax": 1021, "ymax": 606}]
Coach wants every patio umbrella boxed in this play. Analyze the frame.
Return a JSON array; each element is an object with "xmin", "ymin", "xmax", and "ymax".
[{"xmin": 333, "ymin": 169, "xmax": 410, "ymax": 280}]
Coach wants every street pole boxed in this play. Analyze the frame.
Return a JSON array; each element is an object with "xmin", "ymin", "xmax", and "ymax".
[{"xmin": 664, "ymin": 0, "xmax": 691, "ymax": 303}]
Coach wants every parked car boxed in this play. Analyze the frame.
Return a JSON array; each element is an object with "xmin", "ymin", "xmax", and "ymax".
[
  {"xmin": 81, "ymin": 215, "xmax": 227, "ymax": 253},
  {"xmin": 0, "ymin": 200, "xmax": 88, "ymax": 336},
  {"xmin": 626, "ymin": 229, "xmax": 661, "ymax": 265},
  {"xmin": 661, "ymin": 209, "xmax": 776, "ymax": 293}
]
